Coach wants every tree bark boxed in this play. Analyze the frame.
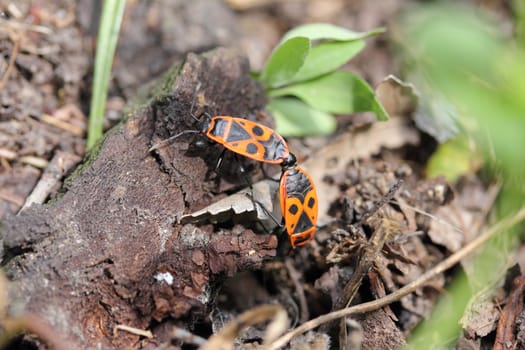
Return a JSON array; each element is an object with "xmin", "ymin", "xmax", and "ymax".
[{"xmin": 0, "ymin": 48, "xmax": 277, "ymax": 349}]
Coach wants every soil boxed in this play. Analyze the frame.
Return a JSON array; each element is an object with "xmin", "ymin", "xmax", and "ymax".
[{"xmin": 0, "ymin": 1, "xmax": 519, "ymax": 350}]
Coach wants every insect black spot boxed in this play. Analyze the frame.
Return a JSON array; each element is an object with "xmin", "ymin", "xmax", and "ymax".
[
  {"xmin": 308, "ymin": 197, "xmax": 315, "ymax": 208},
  {"xmin": 246, "ymin": 143, "xmax": 258, "ymax": 154},
  {"xmin": 294, "ymin": 235, "xmax": 310, "ymax": 245},
  {"xmin": 252, "ymin": 125, "xmax": 264, "ymax": 136},
  {"xmin": 289, "ymin": 204, "xmax": 298, "ymax": 215}
]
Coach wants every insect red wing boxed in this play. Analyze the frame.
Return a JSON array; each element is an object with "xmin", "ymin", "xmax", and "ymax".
[
  {"xmin": 290, "ymin": 184, "xmax": 317, "ymax": 247},
  {"xmin": 301, "ymin": 171, "xmax": 318, "ymax": 226},
  {"xmin": 226, "ymin": 139, "xmax": 267, "ymax": 160},
  {"xmin": 206, "ymin": 116, "xmax": 263, "ymax": 159},
  {"xmin": 279, "ymin": 166, "xmax": 318, "ymax": 248},
  {"xmin": 241, "ymin": 118, "xmax": 289, "ymax": 162},
  {"xmin": 205, "ymin": 116, "xmax": 289, "ymax": 164},
  {"xmin": 283, "ymin": 197, "xmax": 303, "ymax": 235}
]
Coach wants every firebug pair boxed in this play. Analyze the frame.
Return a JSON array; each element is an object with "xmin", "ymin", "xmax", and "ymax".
[
  {"xmin": 200, "ymin": 116, "xmax": 318, "ymax": 248},
  {"xmin": 151, "ymin": 107, "xmax": 318, "ymax": 248}
]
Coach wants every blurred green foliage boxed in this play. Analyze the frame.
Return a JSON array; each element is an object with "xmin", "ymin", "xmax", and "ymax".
[
  {"xmin": 399, "ymin": 2, "xmax": 525, "ymax": 348},
  {"xmin": 426, "ymin": 135, "xmax": 478, "ymax": 183},
  {"xmin": 404, "ymin": 4, "xmax": 525, "ymax": 181}
]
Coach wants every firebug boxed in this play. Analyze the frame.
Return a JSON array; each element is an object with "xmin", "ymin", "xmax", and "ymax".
[
  {"xmin": 279, "ymin": 154, "xmax": 318, "ymax": 248},
  {"xmin": 150, "ymin": 109, "xmax": 291, "ymax": 165},
  {"xmin": 202, "ymin": 115, "xmax": 291, "ymax": 164}
]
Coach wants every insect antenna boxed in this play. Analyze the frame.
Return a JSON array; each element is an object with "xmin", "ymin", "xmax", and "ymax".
[
  {"xmin": 148, "ymin": 130, "xmax": 200, "ymax": 152},
  {"xmin": 188, "ymin": 94, "xmax": 214, "ymax": 124},
  {"xmin": 188, "ymin": 97, "xmax": 201, "ymax": 123}
]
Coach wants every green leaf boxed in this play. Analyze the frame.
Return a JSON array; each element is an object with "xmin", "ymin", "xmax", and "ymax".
[
  {"xmin": 290, "ymin": 40, "xmax": 365, "ymax": 83},
  {"xmin": 260, "ymin": 37, "xmax": 310, "ymax": 88},
  {"xmin": 426, "ymin": 135, "xmax": 477, "ymax": 182},
  {"xmin": 282, "ymin": 23, "xmax": 385, "ymax": 42},
  {"xmin": 87, "ymin": 0, "xmax": 126, "ymax": 149},
  {"xmin": 267, "ymin": 97, "xmax": 337, "ymax": 137},
  {"xmin": 269, "ymin": 71, "xmax": 389, "ymax": 121}
]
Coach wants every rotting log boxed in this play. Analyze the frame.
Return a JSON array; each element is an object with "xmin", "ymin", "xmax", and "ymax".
[{"xmin": 0, "ymin": 48, "xmax": 278, "ymax": 349}]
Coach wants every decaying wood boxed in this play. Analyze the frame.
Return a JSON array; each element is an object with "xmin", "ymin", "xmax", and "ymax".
[
  {"xmin": 0, "ymin": 48, "xmax": 277, "ymax": 349},
  {"xmin": 494, "ymin": 275, "xmax": 525, "ymax": 350}
]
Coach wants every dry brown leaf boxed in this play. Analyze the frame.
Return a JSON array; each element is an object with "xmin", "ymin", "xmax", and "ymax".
[
  {"xmin": 375, "ymin": 75, "xmax": 419, "ymax": 117},
  {"xmin": 180, "ymin": 179, "xmax": 280, "ymax": 229},
  {"xmin": 427, "ymin": 204, "xmax": 467, "ymax": 252},
  {"xmin": 200, "ymin": 304, "xmax": 288, "ymax": 350},
  {"xmin": 428, "ymin": 181, "xmax": 499, "ymax": 253},
  {"xmin": 289, "ymin": 331, "xmax": 331, "ymax": 350},
  {"xmin": 303, "ymin": 116, "xmax": 420, "ymax": 226},
  {"xmin": 461, "ymin": 295, "xmax": 499, "ymax": 338}
]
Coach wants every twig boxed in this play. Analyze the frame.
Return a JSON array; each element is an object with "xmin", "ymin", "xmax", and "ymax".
[
  {"xmin": 6, "ymin": 3, "xmax": 24, "ymax": 19},
  {"xmin": 355, "ymin": 179, "xmax": 403, "ymax": 227},
  {"xmin": 41, "ymin": 104, "xmax": 87, "ymax": 137},
  {"xmin": 330, "ymin": 180, "xmax": 403, "ymax": 344},
  {"xmin": 0, "ymin": 157, "xmax": 11, "ymax": 171},
  {"xmin": 201, "ymin": 305, "xmax": 288, "ymax": 350},
  {"xmin": 336, "ymin": 213, "xmax": 403, "ymax": 345},
  {"xmin": 0, "ymin": 191, "xmax": 24, "ymax": 207},
  {"xmin": 0, "ymin": 314, "xmax": 72, "ymax": 350},
  {"xmin": 114, "ymin": 324, "xmax": 153, "ymax": 338},
  {"xmin": 41, "ymin": 113, "xmax": 85, "ymax": 136},
  {"xmin": 285, "ymin": 257, "xmax": 309, "ymax": 324},
  {"xmin": 0, "ymin": 148, "xmax": 17, "ymax": 160},
  {"xmin": 19, "ymin": 151, "xmax": 81, "ymax": 213},
  {"xmin": 0, "ymin": 18, "xmax": 53, "ymax": 35},
  {"xmin": 19, "ymin": 156, "xmax": 48, "ymax": 169},
  {"xmin": 171, "ymin": 326, "xmax": 207, "ymax": 347},
  {"xmin": 268, "ymin": 205, "xmax": 525, "ymax": 350},
  {"xmin": 493, "ymin": 275, "xmax": 525, "ymax": 350},
  {"xmin": 0, "ymin": 30, "xmax": 20, "ymax": 92},
  {"xmin": 18, "ymin": 44, "xmax": 60, "ymax": 56},
  {"xmin": 392, "ymin": 201, "xmax": 463, "ymax": 233}
]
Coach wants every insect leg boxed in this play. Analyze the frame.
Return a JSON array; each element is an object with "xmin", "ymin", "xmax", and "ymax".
[
  {"xmin": 260, "ymin": 163, "xmax": 280, "ymax": 182},
  {"xmin": 214, "ymin": 148, "xmax": 228, "ymax": 172},
  {"xmin": 244, "ymin": 192, "xmax": 283, "ymax": 233},
  {"xmin": 148, "ymin": 130, "xmax": 200, "ymax": 152}
]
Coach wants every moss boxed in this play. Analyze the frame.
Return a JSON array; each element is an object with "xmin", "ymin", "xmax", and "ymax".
[
  {"xmin": 126, "ymin": 60, "xmax": 185, "ymax": 116},
  {"xmin": 61, "ymin": 123, "xmax": 120, "ymax": 191}
]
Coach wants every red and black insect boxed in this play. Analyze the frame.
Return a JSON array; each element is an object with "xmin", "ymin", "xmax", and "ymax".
[
  {"xmin": 151, "ymin": 102, "xmax": 318, "ymax": 248},
  {"xmin": 201, "ymin": 115, "xmax": 291, "ymax": 164},
  {"xmin": 151, "ymin": 110, "xmax": 291, "ymax": 165},
  {"xmin": 279, "ymin": 154, "xmax": 318, "ymax": 248}
]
